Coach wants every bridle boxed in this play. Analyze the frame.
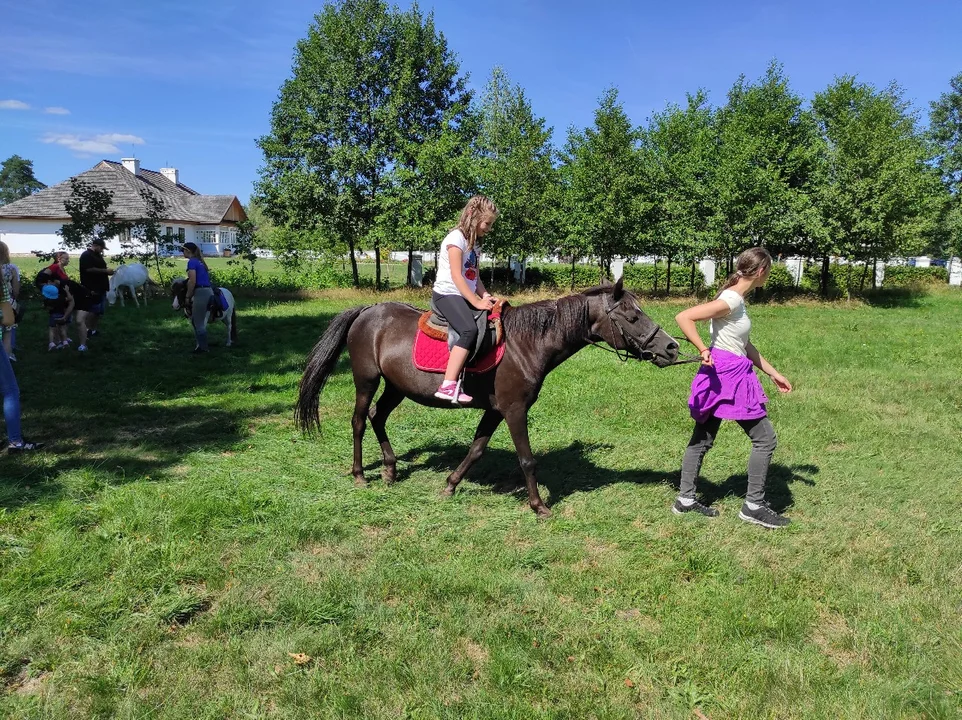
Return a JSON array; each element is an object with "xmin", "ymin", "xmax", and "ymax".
[{"xmin": 588, "ymin": 293, "xmax": 702, "ymax": 366}]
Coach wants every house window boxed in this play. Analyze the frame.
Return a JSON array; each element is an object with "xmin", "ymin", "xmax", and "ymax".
[
  {"xmin": 166, "ymin": 226, "xmax": 173, "ymax": 236},
  {"xmin": 178, "ymin": 228, "xmax": 185, "ymax": 240}
]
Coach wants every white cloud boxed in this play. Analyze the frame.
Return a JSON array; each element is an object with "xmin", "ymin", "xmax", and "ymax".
[
  {"xmin": 0, "ymin": 99, "xmax": 30, "ymax": 110},
  {"xmin": 42, "ymin": 132, "xmax": 147, "ymax": 156},
  {"xmin": 44, "ymin": 106, "xmax": 70, "ymax": 115}
]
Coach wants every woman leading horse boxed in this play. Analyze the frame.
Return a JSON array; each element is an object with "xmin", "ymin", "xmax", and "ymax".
[{"xmin": 296, "ymin": 278, "xmax": 679, "ymax": 517}]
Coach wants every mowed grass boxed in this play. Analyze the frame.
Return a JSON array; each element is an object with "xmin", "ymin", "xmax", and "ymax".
[{"xmin": 0, "ymin": 284, "xmax": 960, "ymax": 719}]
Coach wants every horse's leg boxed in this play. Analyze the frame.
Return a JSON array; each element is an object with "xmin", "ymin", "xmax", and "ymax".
[
  {"xmin": 223, "ymin": 308, "xmax": 233, "ymax": 347},
  {"xmin": 350, "ymin": 377, "xmax": 380, "ymax": 487},
  {"xmin": 132, "ymin": 286, "xmax": 140, "ymax": 308},
  {"xmin": 442, "ymin": 409, "xmax": 503, "ymax": 496},
  {"xmin": 368, "ymin": 382, "xmax": 404, "ymax": 484},
  {"xmin": 503, "ymin": 408, "xmax": 550, "ymax": 518}
]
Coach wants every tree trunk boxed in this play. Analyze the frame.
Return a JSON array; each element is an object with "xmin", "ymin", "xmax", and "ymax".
[
  {"xmin": 689, "ymin": 259, "xmax": 696, "ymax": 293},
  {"xmin": 570, "ymin": 256, "xmax": 576, "ymax": 292},
  {"xmin": 407, "ymin": 248, "xmax": 413, "ymax": 286},
  {"xmin": 820, "ymin": 255, "xmax": 830, "ymax": 298},
  {"xmin": 859, "ymin": 261, "xmax": 869, "ymax": 293},
  {"xmin": 348, "ymin": 238, "xmax": 360, "ymax": 288},
  {"xmin": 666, "ymin": 256, "xmax": 673, "ymax": 296},
  {"xmin": 374, "ymin": 240, "xmax": 382, "ymax": 290},
  {"xmin": 872, "ymin": 258, "xmax": 879, "ymax": 289}
]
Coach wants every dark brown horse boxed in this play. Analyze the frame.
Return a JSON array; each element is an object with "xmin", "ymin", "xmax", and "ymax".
[{"xmin": 296, "ymin": 278, "xmax": 679, "ymax": 517}]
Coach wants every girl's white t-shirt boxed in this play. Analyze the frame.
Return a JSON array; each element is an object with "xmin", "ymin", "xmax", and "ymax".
[
  {"xmin": 433, "ymin": 229, "xmax": 479, "ymax": 296},
  {"xmin": 710, "ymin": 289, "xmax": 751, "ymax": 356}
]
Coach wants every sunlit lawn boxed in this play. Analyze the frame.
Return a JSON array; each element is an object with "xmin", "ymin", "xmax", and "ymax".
[{"xmin": 1, "ymin": 284, "xmax": 959, "ymax": 719}]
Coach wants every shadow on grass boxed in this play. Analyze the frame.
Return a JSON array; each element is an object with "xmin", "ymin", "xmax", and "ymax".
[
  {"xmin": 370, "ymin": 442, "xmax": 819, "ymax": 512},
  {"xmin": 380, "ymin": 441, "xmax": 674, "ymax": 508},
  {"xmin": 0, "ymin": 296, "xmax": 347, "ymax": 509},
  {"xmin": 692, "ymin": 463, "xmax": 819, "ymax": 512}
]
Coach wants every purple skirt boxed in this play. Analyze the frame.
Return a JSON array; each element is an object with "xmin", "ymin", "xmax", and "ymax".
[{"xmin": 688, "ymin": 347, "xmax": 768, "ymax": 424}]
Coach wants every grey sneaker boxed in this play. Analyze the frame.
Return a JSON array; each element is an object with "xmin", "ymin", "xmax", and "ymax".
[
  {"xmin": 738, "ymin": 501, "xmax": 790, "ymax": 528},
  {"xmin": 672, "ymin": 498, "xmax": 719, "ymax": 517}
]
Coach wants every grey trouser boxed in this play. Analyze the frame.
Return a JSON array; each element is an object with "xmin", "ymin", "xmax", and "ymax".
[
  {"xmin": 191, "ymin": 286, "xmax": 214, "ymax": 350},
  {"xmin": 679, "ymin": 415, "xmax": 777, "ymax": 504}
]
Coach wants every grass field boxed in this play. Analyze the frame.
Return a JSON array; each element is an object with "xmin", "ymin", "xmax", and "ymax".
[{"xmin": 0, "ymin": 284, "xmax": 960, "ymax": 719}]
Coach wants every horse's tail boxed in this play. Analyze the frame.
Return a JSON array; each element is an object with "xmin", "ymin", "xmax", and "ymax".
[
  {"xmin": 230, "ymin": 307, "xmax": 238, "ymax": 342},
  {"xmin": 296, "ymin": 305, "xmax": 370, "ymax": 435}
]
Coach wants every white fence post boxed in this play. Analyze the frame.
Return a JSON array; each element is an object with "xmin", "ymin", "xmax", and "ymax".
[
  {"xmin": 698, "ymin": 259, "xmax": 716, "ymax": 286},
  {"xmin": 610, "ymin": 259, "xmax": 624, "ymax": 281},
  {"xmin": 784, "ymin": 257, "xmax": 803, "ymax": 286},
  {"xmin": 949, "ymin": 257, "xmax": 962, "ymax": 286},
  {"xmin": 409, "ymin": 256, "xmax": 423, "ymax": 286}
]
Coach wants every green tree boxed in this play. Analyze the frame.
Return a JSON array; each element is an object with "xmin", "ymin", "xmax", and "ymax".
[
  {"xmin": 376, "ymin": 105, "xmax": 479, "ymax": 286},
  {"xmin": 256, "ymin": 0, "xmax": 471, "ymax": 289},
  {"xmin": 561, "ymin": 88, "xmax": 643, "ymax": 283},
  {"xmin": 813, "ymin": 77, "xmax": 943, "ymax": 292},
  {"xmin": 640, "ymin": 91, "xmax": 717, "ymax": 293},
  {"xmin": 930, "ymin": 71, "xmax": 962, "ymax": 257},
  {"xmin": 712, "ymin": 62, "xmax": 826, "ymax": 271},
  {"xmin": 475, "ymin": 67, "xmax": 558, "ymax": 280},
  {"xmin": 0, "ymin": 155, "xmax": 46, "ymax": 206},
  {"xmin": 127, "ymin": 188, "xmax": 178, "ymax": 283},
  {"xmin": 59, "ymin": 179, "xmax": 129, "ymax": 251}
]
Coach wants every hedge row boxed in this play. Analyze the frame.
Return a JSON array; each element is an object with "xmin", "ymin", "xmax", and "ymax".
[
  {"xmin": 208, "ymin": 260, "xmax": 950, "ymax": 295},
  {"xmin": 798, "ymin": 263, "xmax": 948, "ymax": 292}
]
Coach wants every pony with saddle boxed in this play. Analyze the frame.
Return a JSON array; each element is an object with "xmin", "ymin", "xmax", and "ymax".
[
  {"xmin": 170, "ymin": 278, "xmax": 238, "ymax": 346},
  {"xmin": 296, "ymin": 277, "xmax": 679, "ymax": 517}
]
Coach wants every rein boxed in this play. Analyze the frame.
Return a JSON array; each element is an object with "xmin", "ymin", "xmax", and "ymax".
[{"xmin": 588, "ymin": 294, "xmax": 703, "ymax": 367}]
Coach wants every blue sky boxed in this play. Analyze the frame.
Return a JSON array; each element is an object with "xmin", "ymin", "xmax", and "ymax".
[{"xmin": 1, "ymin": 0, "xmax": 959, "ymax": 203}]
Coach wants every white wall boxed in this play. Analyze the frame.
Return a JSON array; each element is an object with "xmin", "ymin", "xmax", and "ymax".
[
  {"xmin": 1, "ymin": 219, "xmax": 241, "ymax": 258},
  {"xmin": 0, "ymin": 218, "xmax": 130, "ymax": 255}
]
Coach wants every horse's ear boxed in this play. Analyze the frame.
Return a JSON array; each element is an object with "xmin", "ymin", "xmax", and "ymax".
[{"xmin": 613, "ymin": 275, "xmax": 624, "ymax": 301}]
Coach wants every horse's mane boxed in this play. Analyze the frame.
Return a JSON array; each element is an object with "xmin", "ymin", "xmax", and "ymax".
[{"xmin": 502, "ymin": 285, "xmax": 615, "ymax": 345}]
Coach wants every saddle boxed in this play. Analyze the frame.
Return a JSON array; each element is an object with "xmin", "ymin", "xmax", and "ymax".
[
  {"xmin": 207, "ymin": 288, "xmax": 228, "ymax": 321},
  {"xmin": 413, "ymin": 299, "xmax": 509, "ymax": 374}
]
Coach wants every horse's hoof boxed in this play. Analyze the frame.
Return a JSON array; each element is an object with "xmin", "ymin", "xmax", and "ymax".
[
  {"xmin": 353, "ymin": 476, "xmax": 368, "ymax": 488},
  {"xmin": 441, "ymin": 484, "xmax": 456, "ymax": 497},
  {"xmin": 534, "ymin": 505, "xmax": 552, "ymax": 519},
  {"xmin": 381, "ymin": 467, "xmax": 396, "ymax": 484}
]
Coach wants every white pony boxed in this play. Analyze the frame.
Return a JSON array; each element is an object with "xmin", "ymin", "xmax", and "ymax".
[
  {"xmin": 106, "ymin": 263, "xmax": 152, "ymax": 307},
  {"xmin": 171, "ymin": 278, "xmax": 238, "ymax": 347}
]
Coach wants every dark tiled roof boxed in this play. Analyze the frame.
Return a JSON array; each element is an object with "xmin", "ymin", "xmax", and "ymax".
[{"xmin": 0, "ymin": 160, "xmax": 244, "ymax": 225}]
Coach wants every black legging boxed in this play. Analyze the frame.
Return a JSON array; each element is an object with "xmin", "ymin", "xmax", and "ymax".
[{"xmin": 432, "ymin": 292, "xmax": 478, "ymax": 350}]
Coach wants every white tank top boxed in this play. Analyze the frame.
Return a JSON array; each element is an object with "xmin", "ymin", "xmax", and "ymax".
[{"xmin": 709, "ymin": 289, "xmax": 751, "ymax": 356}]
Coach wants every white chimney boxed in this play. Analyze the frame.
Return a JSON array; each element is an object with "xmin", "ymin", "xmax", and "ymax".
[
  {"xmin": 121, "ymin": 157, "xmax": 140, "ymax": 176},
  {"xmin": 160, "ymin": 167, "xmax": 179, "ymax": 185}
]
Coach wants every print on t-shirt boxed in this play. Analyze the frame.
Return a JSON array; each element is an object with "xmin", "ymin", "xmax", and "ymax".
[{"xmin": 463, "ymin": 249, "xmax": 478, "ymax": 282}]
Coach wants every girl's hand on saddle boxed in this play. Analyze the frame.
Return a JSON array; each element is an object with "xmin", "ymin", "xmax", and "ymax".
[
  {"xmin": 475, "ymin": 295, "xmax": 496, "ymax": 311},
  {"xmin": 769, "ymin": 371, "xmax": 792, "ymax": 393}
]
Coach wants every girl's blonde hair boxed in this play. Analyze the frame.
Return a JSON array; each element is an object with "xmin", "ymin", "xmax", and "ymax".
[
  {"xmin": 0, "ymin": 242, "xmax": 10, "ymax": 265},
  {"xmin": 455, "ymin": 195, "xmax": 498, "ymax": 251},
  {"xmin": 715, "ymin": 247, "xmax": 772, "ymax": 298}
]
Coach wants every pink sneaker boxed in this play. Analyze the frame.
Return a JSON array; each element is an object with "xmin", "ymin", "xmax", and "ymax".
[{"xmin": 434, "ymin": 382, "xmax": 473, "ymax": 404}]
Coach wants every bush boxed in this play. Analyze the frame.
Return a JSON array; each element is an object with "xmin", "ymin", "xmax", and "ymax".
[
  {"xmin": 525, "ymin": 264, "xmax": 601, "ymax": 289},
  {"xmin": 881, "ymin": 266, "xmax": 948, "ymax": 287},
  {"xmin": 622, "ymin": 263, "xmax": 704, "ymax": 293},
  {"xmin": 764, "ymin": 264, "xmax": 797, "ymax": 291},
  {"xmin": 800, "ymin": 262, "xmax": 876, "ymax": 293}
]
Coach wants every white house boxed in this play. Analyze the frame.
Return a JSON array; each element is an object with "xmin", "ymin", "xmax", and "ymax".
[{"xmin": 0, "ymin": 158, "xmax": 246, "ymax": 256}]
